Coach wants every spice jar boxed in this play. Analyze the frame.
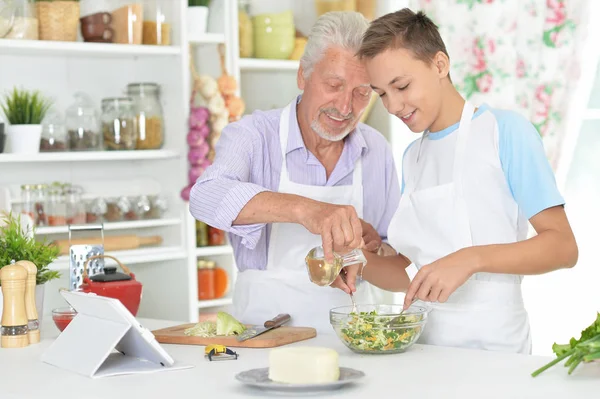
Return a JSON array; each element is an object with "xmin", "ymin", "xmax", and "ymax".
[
  {"xmin": 196, "ymin": 220, "xmax": 208, "ymax": 247},
  {"xmin": 20, "ymin": 184, "xmax": 34, "ymax": 223},
  {"xmin": 120, "ymin": 196, "xmax": 138, "ymax": 221},
  {"xmin": 132, "ymin": 195, "xmax": 151, "ymax": 219},
  {"xmin": 46, "ymin": 182, "xmax": 66, "ymax": 226},
  {"xmin": 40, "ymin": 111, "xmax": 67, "ymax": 152},
  {"xmin": 208, "ymin": 226, "xmax": 225, "ymax": 246},
  {"xmin": 126, "ymin": 83, "xmax": 164, "ymax": 150},
  {"xmin": 105, "ymin": 197, "xmax": 131, "ymax": 222},
  {"xmin": 65, "ymin": 185, "xmax": 86, "ymax": 225},
  {"xmin": 197, "ymin": 260, "xmax": 215, "ymax": 301},
  {"xmin": 142, "ymin": 0, "xmax": 171, "ymax": 46},
  {"xmin": 147, "ymin": 194, "xmax": 167, "ymax": 219},
  {"xmin": 33, "ymin": 184, "xmax": 47, "ymax": 226},
  {"xmin": 86, "ymin": 197, "xmax": 107, "ymax": 224},
  {"xmin": 101, "ymin": 97, "xmax": 137, "ymax": 151},
  {"xmin": 65, "ymin": 92, "xmax": 101, "ymax": 151}
]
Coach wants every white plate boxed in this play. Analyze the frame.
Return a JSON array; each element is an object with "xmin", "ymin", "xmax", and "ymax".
[{"xmin": 235, "ymin": 367, "xmax": 365, "ymax": 395}]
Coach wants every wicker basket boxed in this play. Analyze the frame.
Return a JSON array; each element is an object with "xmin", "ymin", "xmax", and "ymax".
[{"xmin": 36, "ymin": 1, "xmax": 80, "ymax": 42}]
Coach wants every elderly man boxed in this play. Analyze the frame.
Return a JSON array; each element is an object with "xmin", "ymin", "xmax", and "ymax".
[{"xmin": 189, "ymin": 12, "xmax": 400, "ymax": 332}]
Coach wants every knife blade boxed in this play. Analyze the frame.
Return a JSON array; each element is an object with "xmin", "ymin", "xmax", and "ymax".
[{"xmin": 235, "ymin": 313, "xmax": 291, "ymax": 342}]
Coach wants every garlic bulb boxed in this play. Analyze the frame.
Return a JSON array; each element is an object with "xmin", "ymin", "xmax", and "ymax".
[
  {"xmin": 208, "ymin": 94, "xmax": 226, "ymax": 115},
  {"xmin": 197, "ymin": 75, "xmax": 219, "ymax": 99}
]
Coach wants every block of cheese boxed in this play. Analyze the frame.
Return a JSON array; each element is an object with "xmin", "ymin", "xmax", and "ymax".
[{"xmin": 268, "ymin": 346, "xmax": 340, "ymax": 384}]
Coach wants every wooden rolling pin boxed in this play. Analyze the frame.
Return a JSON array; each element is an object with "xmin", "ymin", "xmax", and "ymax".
[{"xmin": 53, "ymin": 235, "xmax": 163, "ymax": 255}]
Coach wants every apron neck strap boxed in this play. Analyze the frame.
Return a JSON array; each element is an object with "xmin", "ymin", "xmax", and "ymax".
[{"xmin": 453, "ymin": 101, "xmax": 475, "ymax": 196}]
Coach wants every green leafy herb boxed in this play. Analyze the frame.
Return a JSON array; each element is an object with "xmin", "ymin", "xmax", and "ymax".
[
  {"xmin": 531, "ymin": 313, "xmax": 600, "ymax": 377},
  {"xmin": 0, "ymin": 212, "xmax": 60, "ymax": 285},
  {"xmin": 188, "ymin": 0, "xmax": 210, "ymax": 7}
]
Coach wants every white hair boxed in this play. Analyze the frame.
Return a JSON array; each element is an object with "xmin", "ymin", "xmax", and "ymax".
[{"xmin": 300, "ymin": 11, "xmax": 369, "ymax": 79}]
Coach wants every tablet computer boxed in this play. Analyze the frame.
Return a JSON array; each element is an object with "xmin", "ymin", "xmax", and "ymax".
[{"xmin": 60, "ymin": 290, "xmax": 175, "ymax": 367}]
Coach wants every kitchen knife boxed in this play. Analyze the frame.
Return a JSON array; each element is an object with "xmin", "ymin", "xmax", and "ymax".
[{"xmin": 235, "ymin": 313, "xmax": 291, "ymax": 342}]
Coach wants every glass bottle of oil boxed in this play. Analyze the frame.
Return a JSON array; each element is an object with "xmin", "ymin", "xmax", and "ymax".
[{"xmin": 305, "ymin": 246, "xmax": 367, "ymax": 286}]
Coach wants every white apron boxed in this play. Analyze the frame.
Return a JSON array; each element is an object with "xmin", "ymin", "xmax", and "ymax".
[
  {"xmin": 232, "ymin": 101, "xmax": 377, "ymax": 333},
  {"xmin": 388, "ymin": 102, "xmax": 532, "ymax": 354}
]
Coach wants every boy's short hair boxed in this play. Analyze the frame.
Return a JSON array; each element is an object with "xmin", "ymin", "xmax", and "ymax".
[{"xmin": 358, "ymin": 8, "xmax": 450, "ymax": 79}]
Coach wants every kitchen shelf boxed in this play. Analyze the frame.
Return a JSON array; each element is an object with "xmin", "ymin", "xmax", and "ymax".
[
  {"xmin": 35, "ymin": 218, "xmax": 182, "ymax": 235},
  {"xmin": 0, "ymin": 150, "xmax": 180, "ymax": 163},
  {"xmin": 195, "ymin": 245, "xmax": 234, "ymax": 257},
  {"xmin": 584, "ymin": 108, "xmax": 600, "ymax": 120},
  {"xmin": 188, "ymin": 33, "xmax": 226, "ymax": 45},
  {"xmin": 239, "ymin": 58, "xmax": 299, "ymax": 71},
  {"xmin": 49, "ymin": 246, "xmax": 187, "ymax": 270},
  {"xmin": 198, "ymin": 297, "xmax": 233, "ymax": 309},
  {"xmin": 0, "ymin": 39, "xmax": 182, "ymax": 57}
]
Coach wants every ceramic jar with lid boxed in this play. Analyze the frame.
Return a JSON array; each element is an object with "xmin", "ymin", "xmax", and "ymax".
[
  {"xmin": 65, "ymin": 92, "xmax": 101, "ymax": 151},
  {"xmin": 101, "ymin": 98, "xmax": 137, "ymax": 151},
  {"xmin": 126, "ymin": 83, "xmax": 164, "ymax": 150}
]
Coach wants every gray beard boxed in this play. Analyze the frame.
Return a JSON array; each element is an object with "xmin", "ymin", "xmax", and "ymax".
[{"xmin": 310, "ymin": 118, "xmax": 354, "ymax": 142}]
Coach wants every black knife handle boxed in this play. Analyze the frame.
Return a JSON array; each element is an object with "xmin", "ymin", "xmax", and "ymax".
[{"xmin": 264, "ymin": 313, "xmax": 291, "ymax": 328}]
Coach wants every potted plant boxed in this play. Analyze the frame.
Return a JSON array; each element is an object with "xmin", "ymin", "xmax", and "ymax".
[
  {"xmin": 188, "ymin": 0, "xmax": 210, "ymax": 37},
  {"xmin": 0, "ymin": 87, "xmax": 52, "ymax": 154},
  {"xmin": 0, "ymin": 212, "xmax": 60, "ymax": 323},
  {"xmin": 35, "ymin": 0, "xmax": 80, "ymax": 42}
]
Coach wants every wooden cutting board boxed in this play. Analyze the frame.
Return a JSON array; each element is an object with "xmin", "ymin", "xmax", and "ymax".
[{"xmin": 151, "ymin": 323, "xmax": 317, "ymax": 348}]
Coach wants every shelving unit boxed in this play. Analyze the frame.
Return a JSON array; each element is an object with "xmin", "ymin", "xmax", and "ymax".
[
  {"xmin": 0, "ymin": 39, "xmax": 182, "ymax": 57},
  {"xmin": 35, "ymin": 217, "xmax": 182, "ymax": 235},
  {"xmin": 239, "ymin": 58, "xmax": 300, "ymax": 71},
  {"xmin": 0, "ymin": 150, "xmax": 180, "ymax": 163}
]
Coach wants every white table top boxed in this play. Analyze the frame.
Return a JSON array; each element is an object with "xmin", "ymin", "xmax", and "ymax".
[{"xmin": 1, "ymin": 318, "xmax": 598, "ymax": 399}]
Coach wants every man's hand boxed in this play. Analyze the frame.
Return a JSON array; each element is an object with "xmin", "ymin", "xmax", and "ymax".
[
  {"xmin": 299, "ymin": 201, "xmax": 362, "ymax": 263},
  {"xmin": 360, "ymin": 219, "xmax": 382, "ymax": 253}
]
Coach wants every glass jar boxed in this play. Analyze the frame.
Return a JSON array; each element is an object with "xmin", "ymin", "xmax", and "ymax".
[
  {"xmin": 132, "ymin": 195, "xmax": 151, "ymax": 219},
  {"xmin": 46, "ymin": 182, "xmax": 66, "ymax": 226},
  {"xmin": 142, "ymin": 0, "xmax": 171, "ymax": 46},
  {"xmin": 197, "ymin": 260, "xmax": 215, "ymax": 301},
  {"xmin": 33, "ymin": 184, "xmax": 47, "ymax": 226},
  {"xmin": 66, "ymin": 92, "xmax": 101, "ymax": 151},
  {"xmin": 65, "ymin": 185, "xmax": 86, "ymax": 225},
  {"xmin": 238, "ymin": 0, "xmax": 253, "ymax": 58},
  {"xmin": 1, "ymin": 0, "xmax": 38, "ymax": 40},
  {"xmin": 195, "ymin": 220, "xmax": 208, "ymax": 247},
  {"xmin": 101, "ymin": 97, "xmax": 137, "ymax": 151},
  {"xmin": 20, "ymin": 184, "xmax": 34, "ymax": 222},
  {"xmin": 40, "ymin": 110, "xmax": 67, "ymax": 152},
  {"xmin": 208, "ymin": 226, "xmax": 225, "ymax": 246},
  {"xmin": 126, "ymin": 83, "xmax": 164, "ymax": 150},
  {"xmin": 147, "ymin": 194, "xmax": 167, "ymax": 219},
  {"xmin": 105, "ymin": 196, "xmax": 130, "ymax": 222},
  {"xmin": 86, "ymin": 197, "xmax": 107, "ymax": 224},
  {"xmin": 110, "ymin": 2, "xmax": 143, "ymax": 44}
]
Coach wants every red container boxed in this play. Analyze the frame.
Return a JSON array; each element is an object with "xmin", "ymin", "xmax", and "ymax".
[{"xmin": 79, "ymin": 254, "xmax": 143, "ymax": 316}]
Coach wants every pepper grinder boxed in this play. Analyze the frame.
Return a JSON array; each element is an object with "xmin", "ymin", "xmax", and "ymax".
[
  {"xmin": 0, "ymin": 264, "xmax": 29, "ymax": 348},
  {"xmin": 17, "ymin": 261, "xmax": 40, "ymax": 344}
]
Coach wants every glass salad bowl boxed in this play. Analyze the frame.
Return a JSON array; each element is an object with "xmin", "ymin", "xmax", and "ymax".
[{"xmin": 330, "ymin": 304, "xmax": 430, "ymax": 354}]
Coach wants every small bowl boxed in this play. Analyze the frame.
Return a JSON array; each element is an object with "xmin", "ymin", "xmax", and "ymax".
[
  {"xmin": 330, "ymin": 304, "xmax": 430, "ymax": 354},
  {"xmin": 52, "ymin": 307, "xmax": 77, "ymax": 332}
]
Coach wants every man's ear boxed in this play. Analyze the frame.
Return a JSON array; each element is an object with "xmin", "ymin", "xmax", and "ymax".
[
  {"xmin": 433, "ymin": 51, "xmax": 450, "ymax": 79},
  {"xmin": 298, "ymin": 65, "xmax": 306, "ymax": 90}
]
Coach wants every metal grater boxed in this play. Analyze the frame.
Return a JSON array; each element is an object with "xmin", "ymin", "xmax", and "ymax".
[{"xmin": 68, "ymin": 224, "xmax": 105, "ymax": 291}]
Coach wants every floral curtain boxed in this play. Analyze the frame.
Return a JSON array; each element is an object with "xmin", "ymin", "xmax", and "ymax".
[{"xmin": 408, "ymin": 0, "xmax": 591, "ymax": 169}]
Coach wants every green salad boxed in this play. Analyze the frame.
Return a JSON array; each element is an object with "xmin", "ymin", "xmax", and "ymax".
[{"xmin": 339, "ymin": 310, "xmax": 422, "ymax": 352}]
